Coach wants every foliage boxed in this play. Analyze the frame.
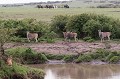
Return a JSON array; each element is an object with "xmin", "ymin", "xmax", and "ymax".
[
  {"xmin": 39, "ymin": 31, "xmax": 58, "ymax": 43},
  {"xmin": 0, "ymin": 13, "xmax": 120, "ymax": 40},
  {"xmin": 66, "ymin": 13, "xmax": 120, "ymax": 39},
  {"xmin": 6, "ymin": 47, "xmax": 48, "ymax": 64},
  {"xmin": 0, "ymin": 28, "xmax": 16, "ymax": 55},
  {"xmin": 83, "ymin": 19, "xmax": 101, "ymax": 38},
  {"xmin": 0, "ymin": 60, "xmax": 44, "ymax": 79},
  {"xmin": 83, "ymin": 36, "xmax": 95, "ymax": 42},
  {"xmin": 63, "ymin": 55, "xmax": 76, "ymax": 62},
  {"xmin": 0, "ymin": 19, "xmax": 50, "ymax": 38},
  {"xmin": 75, "ymin": 54, "xmax": 92, "ymax": 63},
  {"xmin": 66, "ymin": 13, "xmax": 91, "ymax": 38},
  {"xmin": 51, "ymin": 15, "xmax": 69, "ymax": 37},
  {"xmin": 90, "ymin": 49, "xmax": 109, "ymax": 61},
  {"xmin": 109, "ymin": 56, "xmax": 120, "ymax": 64},
  {"xmin": 0, "ymin": 28, "xmax": 15, "ymax": 43}
]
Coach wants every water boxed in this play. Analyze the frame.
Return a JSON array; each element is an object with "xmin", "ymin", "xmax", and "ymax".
[{"xmin": 29, "ymin": 64, "xmax": 120, "ymax": 79}]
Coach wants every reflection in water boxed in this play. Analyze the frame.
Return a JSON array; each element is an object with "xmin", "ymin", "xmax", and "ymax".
[
  {"xmin": 45, "ymin": 68, "xmax": 71, "ymax": 79},
  {"xmin": 29, "ymin": 64, "xmax": 120, "ymax": 79},
  {"xmin": 45, "ymin": 69, "xmax": 56, "ymax": 79}
]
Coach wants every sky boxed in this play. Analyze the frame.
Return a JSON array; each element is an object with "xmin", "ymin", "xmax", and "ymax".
[{"xmin": 0, "ymin": 0, "xmax": 70, "ymax": 4}]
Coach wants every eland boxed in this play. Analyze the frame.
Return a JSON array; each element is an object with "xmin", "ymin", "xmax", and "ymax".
[
  {"xmin": 63, "ymin": 32, "xmax": 77, "ymax": 42},
  {"xmin": 27, "ymin": 31, "xmax": 38, "ymax": 42},
  {"xmin": 98, "ymin": 30, "xmax": 111, "ymax": 42}
]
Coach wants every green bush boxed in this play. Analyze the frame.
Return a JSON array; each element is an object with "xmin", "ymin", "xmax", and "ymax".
[
  {"xmin": 106, "ymin": 51, "xmax": 119, "ymax": 61},
  {"xmin": 37, "ymin": 53, "xmax": 48, "ymax": 63},
  {"xmin": 75, "ymin": 54, "xmax": 92, "ymax": 63},
  {"xmin": 66, "ymin": 13, "xmax": 120, "ymax": 39},
  {"xmin": 66, "ymin": 13, "xmax": 91, "ymax": 38},
  {"xmin": 83, "ymin": 36, "xmax": 95, "ymax": 42},
  {"xmin": 83, "ymin": 19, "xmax": 101, "ymax": 38},
  {"xmin": 0, "ymin": 60, "xmax": 44, "ymax": 79},
  {"xmin": 109, "ymin": 56, "xmax": 120, "ymax": 63},
  {"xmin": 51, "ymin": 15, "xmax": 69, "ymax": 37},
  {"xmin": 0, "ymin": 19, "xmax": 50, "ymax": 38},
  {"xmin": 63, "ymin": 55, "xmax": 76, "ymax": 62},
  {"xmin": 11, "ymin": 36, "xmax": 28, "ymax": 43},
  {"xmin": 6, "ymin": 47, "xmax": 48, "ymax": 64}
]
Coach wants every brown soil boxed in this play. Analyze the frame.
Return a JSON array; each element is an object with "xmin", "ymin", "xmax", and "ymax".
[{"xmin": 4, "ymin": 41, "xmax": 120, "ymax": 55}]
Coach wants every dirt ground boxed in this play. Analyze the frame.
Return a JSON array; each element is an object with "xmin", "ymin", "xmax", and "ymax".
[{"xmin": 4, "ymin": 41, "xmax": 120, "ymax": 55}]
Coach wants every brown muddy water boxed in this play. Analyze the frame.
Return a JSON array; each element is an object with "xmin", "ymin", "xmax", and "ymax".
[{"xmin": 29, "ymin": 64, "xmax": 120, "ymax": 79}]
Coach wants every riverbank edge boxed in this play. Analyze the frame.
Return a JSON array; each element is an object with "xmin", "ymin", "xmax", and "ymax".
[{"xmin": 0, "ymin": 60, "xmax": 45, "ymax": 79}]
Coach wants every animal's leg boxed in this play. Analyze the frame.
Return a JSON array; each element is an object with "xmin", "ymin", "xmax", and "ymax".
[
  {"xmin": 68, "ymin": 39, "xmax": 70, "ymax": 42},
  {"xmin": 28, "ymin": 38, "xmax": 30, "ymax": 42},
  {"xmin": 65, "ymin": 37, "xmax": 67, "ymax": 41},
  {"xmin": 108, "ymin": 36, "xmax": 110, "ymax": 41},
  {"xmin": 101, "ymin": 38, "xmax": 103, "ymax": 42},
  {"xmin": 74, "ymin": 36, "xmax": 76, "ymax": 42},
  {"xmin": 35, "ymin": 38, "xmax": 38, "ymax": 42},
  {"xmin": 102, "ymin": 38, "xmax": 104, "ymax": 42}
]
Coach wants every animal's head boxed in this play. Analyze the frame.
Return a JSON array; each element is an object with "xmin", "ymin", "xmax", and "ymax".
[
  {"xmin": 98, "ymin": 30, "xmax": 101, "ymax": 32},
  {"xmin": 27, "ymin": 31, "xmax": 30, "ymax": 34}
]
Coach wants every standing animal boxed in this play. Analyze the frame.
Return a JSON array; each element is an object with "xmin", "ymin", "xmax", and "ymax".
[
  {"xmin": 6, "ymin": 56, "xmax": 12, "ymax": 66},
  {"xmin": 63, "ymin": 32, "xmax": 77, "ymax": 42},
  {"xmin": 27, "ymin": 31, "xmax": 38, "ymax": 42},
  {"xmin": 64, "ymin": 4, "xmax": 69, "ymax": 8},
  {"xmin": 98, "ymin": 30, "xmax": 111, "ymax": 42}
]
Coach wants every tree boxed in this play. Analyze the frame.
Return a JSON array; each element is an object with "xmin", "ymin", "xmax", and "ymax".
[
  {"xmin": 51, "ymin": 15, "xmax": 69, "ymax": 37},
  {"xmin": 0, "ymin": 28, "xmax": 15, "ymax": 56}
]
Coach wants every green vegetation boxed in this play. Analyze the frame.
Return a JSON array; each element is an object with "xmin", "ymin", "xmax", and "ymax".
[
  {"xmin": 43, "ymin": 49, "xmax": 120, "ymax": 64},
  {"xmin": 1, "ymin": 8, "xmax": 120, "ymax": 22},
  {"xmin": 74, "ymin": 49, "xmax": 120, "ymax": 64},
  {"xmin": 4, "ymin": 47, "xmax": 120, "ymax": 65},
  {"xmin": 0, "ymin": 60, "xmax": 44, "ymax": 79},
  {"xmin": 6, "ymin": 47, "xmax": 48, "ymax": 64},
  {"xmin": 83, "ymin": 36, "xmax": 95, "ymax": 42},
  {"xmin": 0, "ymin": 12, "xmax": 120, "ymax": 41},
  {"xmin": 52, "ymin": 13, "xmax": 120, "ymax": 39}
]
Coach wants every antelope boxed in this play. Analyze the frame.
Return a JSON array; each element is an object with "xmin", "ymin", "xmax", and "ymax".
[
  {"xmin": 63, "ymin": 32, "xmax": 77, "ymax": 42},
  {"xmin": 27, "ymin": 31, "xmax": 38, "ymax": 42},
  {"xmin": 98, "ymin": 30, "xmax": 111, "ymax": 42},
  {"xmin": 6, "ymin": 56, "xmax": 12, "ymax": 66}
]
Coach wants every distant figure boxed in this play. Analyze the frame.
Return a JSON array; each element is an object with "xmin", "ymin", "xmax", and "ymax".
[
  {"xmin": 64, "ymin": 4, "xmax": 69, "ymax": 8},
  {"xmin": 98, "ymin": 30, "xmax": 111, "ymax": 42},
  {"xmin": 27, "ymin": 31, "xmax": 38, "ymax": 42},
  {"xmin": 7, "ymin": 56, "xmax": 12, "ymax": 66},
  {"xmin": 63, "ymin": 32, "xmax": 77, "ymax": 42}
]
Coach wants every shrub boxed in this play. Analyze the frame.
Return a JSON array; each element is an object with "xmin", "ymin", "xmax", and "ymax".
[
  {"xmin": 6, "ymin": 47, "xmax": 48, "ymax": 64},
  {"xmin": 109, "ymin": 56, "xmax": 120, "ymax": 63},
  {"xmin": 0, "ymin": 61, "xmax": 44, "ymax": 79},
  {"xmin": 66, "ymin": 13, "xmax": 120, "ymax": 39},
  {"xmin": 90, "ymin": 49, "xmax": 110, "ymax": 61},
  {"xmin": 63, "ymin": 55, "xmax": 76, "ymax": 62},
  {"xmin": 83, "ymin": 36, "xmax": 95, "ymax": 42},
  {"xmin": 66, "ymin": 13, "xmax": 91, "ymax": 38},
  {"xmin": 51, "ymin": 15, "xmax": 69, "ymax": 37},
  {"xmin": 37, "ymin": 53, "xmax": 48, "ymax": 63},
  {"xmin": 75, "ymin": 54, "xmax": 92, "ymax": 63},
  {"xmin": 40, "ymin": 31, "xmax": 58, "ymax": 43}
]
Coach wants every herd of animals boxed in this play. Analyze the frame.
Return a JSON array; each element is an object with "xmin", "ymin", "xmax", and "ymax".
[
  {"xmin": 27, "ymin": 30, "xmax": 111, "ymax": 43},
  {"xmin": 36, "ymin": 4, "xmax": 69, "ymax": 9}
]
